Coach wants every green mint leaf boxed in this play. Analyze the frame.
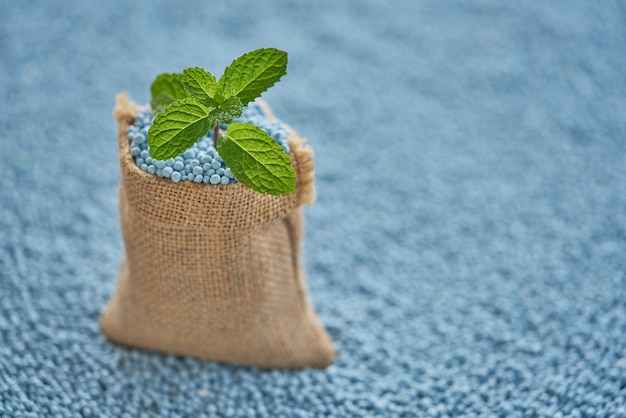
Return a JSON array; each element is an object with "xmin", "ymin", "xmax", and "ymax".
[
  {"xmin": 182, "ymin": 67, "xmax": 219, "ymax": 107},
  {"xmin": 209, "ymin": 97, "xmax": 243, "ymax": 124},
  {"xmin": 150, "ymin": 73, "xmax": 188, "ymax": 114},
  {"xmin": 147, "ymin": 98, "xmax": 215, "ymax": 160},
  {"xmin": 218, "ymin": 48, "xmax": 287, "ymax": 106},
  {"xmin": 218, "ymin": 122, "xmax": 295, "ymax": 195}
]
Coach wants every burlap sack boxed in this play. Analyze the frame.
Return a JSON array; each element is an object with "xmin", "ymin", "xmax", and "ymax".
[{"xmin": 100, "ymin": 93, "xmax": 335, "ymax": 369}]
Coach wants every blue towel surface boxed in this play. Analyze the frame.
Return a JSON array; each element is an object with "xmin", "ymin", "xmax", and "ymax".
[{"xmin": 1, "ymin": 1, "xmax": 625, "ymax": 416}]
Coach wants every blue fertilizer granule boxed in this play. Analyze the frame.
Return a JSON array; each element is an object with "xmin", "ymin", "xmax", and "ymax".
[{"xmin": 128, "ymin": 102, "xmax": 291, "ymax": 184}]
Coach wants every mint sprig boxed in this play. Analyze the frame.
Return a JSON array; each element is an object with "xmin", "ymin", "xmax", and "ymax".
[{"xmin": 147, "ymin": 48, "xmax": 294, "ymax": 196}]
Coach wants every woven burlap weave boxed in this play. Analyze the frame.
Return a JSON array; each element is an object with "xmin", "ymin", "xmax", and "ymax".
[{"xmin": 100, "ymin": 93, "xmax": 335, "ymax": 369}]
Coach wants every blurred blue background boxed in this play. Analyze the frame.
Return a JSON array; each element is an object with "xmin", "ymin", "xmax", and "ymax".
[{"xmin": 1, "ymin": 1, "xmax": 625, "ymax": 416}]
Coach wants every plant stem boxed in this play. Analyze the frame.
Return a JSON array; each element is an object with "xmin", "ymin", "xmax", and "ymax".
[{"xmin": 213, "ymin": 122, "xmax": 220, "ymax": 148}]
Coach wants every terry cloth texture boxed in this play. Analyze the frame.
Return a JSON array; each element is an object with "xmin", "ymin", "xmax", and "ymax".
[
  {"xmin": 1, "ymin": 0, "xmax": 626, "ymax": 416},
  {"xmin": 100, "ymin": 94, "xmax": 334, "ymax": 369}
]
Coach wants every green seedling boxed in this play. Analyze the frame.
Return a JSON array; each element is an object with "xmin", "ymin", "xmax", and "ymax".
[{"xmin": 147, "ymin": 48, "xmax": 295, "ymax": 196}]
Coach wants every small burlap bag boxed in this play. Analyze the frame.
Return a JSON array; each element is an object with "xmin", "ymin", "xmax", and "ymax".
[{"xmin": 100, "ymin": 93, "xmax": 335, "ymax": 369}]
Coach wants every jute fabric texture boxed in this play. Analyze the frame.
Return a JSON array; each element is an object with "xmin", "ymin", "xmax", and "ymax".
[{"xmin": 100, "ymin": 93, "xmax": 335, "ymax": 369}]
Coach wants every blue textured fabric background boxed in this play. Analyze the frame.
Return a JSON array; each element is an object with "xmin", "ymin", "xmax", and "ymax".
[{"xmin": 1, "ymin": 1, "xmax": 625, "ymax": 417}]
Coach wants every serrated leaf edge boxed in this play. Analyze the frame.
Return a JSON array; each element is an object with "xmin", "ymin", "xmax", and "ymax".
[
  {"xmin": 150, "ymin": 73, "xmax": 188, "ymax": 114},
  {"xmin": 218, "ymin": 48, "xmax": 287, "ymax": 105},
  {"xmin": 148, "ymin": 98, "xmax": 214, "ymax": 160},
  {"xmin": 219, "ymin": 122, "xmax": 296, "ymax": 195}
]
